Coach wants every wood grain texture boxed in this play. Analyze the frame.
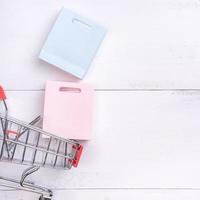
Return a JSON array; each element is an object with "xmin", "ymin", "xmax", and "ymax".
[
  {"xmin": 1, "ymin": 0, "xmax": 200, "ymax": 89},
  {"xmin": 0, "ymin": 91, "xmax": 200, "ymax": 191},
  {"xmin": 1, "ymin": 0, "xmax": 200, "ymax": 199},
  {"xmin": 1, "ymin": 189, "xmax": 200, "ymax": 200}
]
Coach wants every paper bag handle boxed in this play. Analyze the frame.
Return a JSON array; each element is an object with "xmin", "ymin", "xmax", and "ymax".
[
  {"xmin": 72, "ymin": 18, "xmax": 92, "ymax": 30},
  {"xmin": 59, "ymin": 87, "xmax": 81, "ymax": 93}
]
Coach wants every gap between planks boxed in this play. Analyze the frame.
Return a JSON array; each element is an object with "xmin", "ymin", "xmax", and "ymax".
[
  {"xmin": 4, "ymin": 89, "xmax": 200, "ymax": 92},
  {"xmin": 2, "ymin": 188, "xmax": 200, "ymax": 192}
]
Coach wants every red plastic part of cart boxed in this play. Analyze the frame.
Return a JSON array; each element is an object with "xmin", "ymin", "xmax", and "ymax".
[
  {"xmin": 0, "ymin": 86, "xmax": 6, "ymax": 100},
  {"xmin": 72, "ymin": 145, "xmax": 83, "ymax": 167}
]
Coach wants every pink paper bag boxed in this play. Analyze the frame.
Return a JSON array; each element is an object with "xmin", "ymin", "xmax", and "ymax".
[{"xmin": 43, "ymin": 81, "xmax": 94, "ymax": 140}]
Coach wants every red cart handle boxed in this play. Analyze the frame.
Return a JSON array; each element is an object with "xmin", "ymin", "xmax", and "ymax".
[
  {"xmin": 0, "ymin": 86, "xmax": 6, "ymax": 100},
  {"xmin": 72, "ymin": 144, "xmax": 83, "ymax": 168}
]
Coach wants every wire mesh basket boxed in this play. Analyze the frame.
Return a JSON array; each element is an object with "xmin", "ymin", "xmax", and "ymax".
[{"xmin": 0, "ymin": 86, "xmax": 83, "ymax": 200}]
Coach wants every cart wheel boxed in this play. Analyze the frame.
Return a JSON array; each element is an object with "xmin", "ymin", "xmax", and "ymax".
[{"xmin": 39, "ymin": 195, "xmax": 52, "ymax": 200}]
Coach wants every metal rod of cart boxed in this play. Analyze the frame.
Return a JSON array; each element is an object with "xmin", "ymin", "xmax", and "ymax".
[{"xmin": 0, "ymin": 86, "xmax": 83, "ymax": 200}]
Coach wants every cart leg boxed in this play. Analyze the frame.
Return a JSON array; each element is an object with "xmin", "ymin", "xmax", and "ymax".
[
  {"xmin": 39, "ymin": 195, "xmax": 52, "ymax": 200},
  {"xmin": 20, "ymin": 166, "xmax": 53, "ymax": 199},
  {"xmin": 0, "ymin": 166, "xmax": 53, "ymax": 199}
]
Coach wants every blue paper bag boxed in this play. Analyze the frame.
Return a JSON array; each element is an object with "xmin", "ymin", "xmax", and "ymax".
[{"xmin": 39, "ymin": 8, "xmax": 106, "ymax": 79}]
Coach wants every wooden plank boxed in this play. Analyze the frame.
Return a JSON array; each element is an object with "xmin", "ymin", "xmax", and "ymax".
[
  {"xmin": 1, "ymin": 189, "xmax": 200, "ymax": 200},
  {"xmin": 52, "ymin": 190, "xmax": 200, "ymax": 200},
  {"xmin": 0, "ymin": 190, "xmax": 38, "ymax": 200},
  {"xmin": 1, "ymin": 0, "xmax": 200, "ymax": 89},
  {"xmin": 0, "ymin": 91, "xmax": 200, "ymax": 188}
]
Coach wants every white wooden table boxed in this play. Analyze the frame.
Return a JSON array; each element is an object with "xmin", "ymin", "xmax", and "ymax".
[{"xmin": 1, "ymin": 0, "xmax": 200, "ymax": 199}]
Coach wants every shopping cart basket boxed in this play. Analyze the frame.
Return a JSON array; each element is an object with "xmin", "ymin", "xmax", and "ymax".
[{"xmin": 0, "ymin": 86, "xmax": 83, "ymax": 200}]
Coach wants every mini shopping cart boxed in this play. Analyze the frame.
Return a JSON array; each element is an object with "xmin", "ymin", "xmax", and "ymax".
[{"xmin": 0, "ymin": 86, "xmax": 83, "ymax": 200}]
